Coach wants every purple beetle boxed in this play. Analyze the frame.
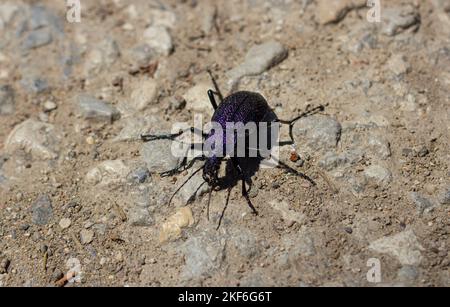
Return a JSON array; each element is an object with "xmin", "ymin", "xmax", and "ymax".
[{"xmin": 142, "ymin": 70, "xmax": 323, "ymax": 227}]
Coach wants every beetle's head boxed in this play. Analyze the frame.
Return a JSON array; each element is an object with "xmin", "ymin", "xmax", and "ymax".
[{"xmin": 203, "ymin": 157, "xmax": 220, "ymax": 188}]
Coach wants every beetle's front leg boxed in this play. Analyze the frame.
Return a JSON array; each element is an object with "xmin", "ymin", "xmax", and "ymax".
[
  {"xmin": 231, "ymin": 158, "xmax": 258, "ymax": 216},
  {"xmin": 141, "ymin": 127, "xmax": 207, "ymax": 142}
]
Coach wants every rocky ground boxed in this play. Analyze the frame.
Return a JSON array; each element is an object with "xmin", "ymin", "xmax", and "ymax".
[{"xmin": 0, "ymin": 0, "xmax": 449, "ymax": 287}]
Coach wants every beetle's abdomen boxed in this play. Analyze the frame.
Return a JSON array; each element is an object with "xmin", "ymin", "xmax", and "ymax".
[{"xmin": 211, "ymin": 91, "xmax": 270, "ymax": 127}]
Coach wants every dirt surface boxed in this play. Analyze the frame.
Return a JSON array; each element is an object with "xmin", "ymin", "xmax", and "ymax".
[{"xmin": 0, "ymin": 0, "xmax": 449, "ymax": 287}]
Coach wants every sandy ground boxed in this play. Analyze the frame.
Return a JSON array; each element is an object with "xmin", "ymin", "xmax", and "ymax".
[{"xmin": 0, "ymin": 0, "xmax": 449, "ymax": 287}]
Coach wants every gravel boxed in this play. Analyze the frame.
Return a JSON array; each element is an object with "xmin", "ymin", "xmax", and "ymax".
[
  {"xmin": 80, "ymin": 229, "xmax": 94, "ymax": 245},
  {"xmin": 293, "ymin": 115, "xmax": 342, "ymax": 152},
  {"xmin": 369, "ymin": 229, "xmax": 424, "ymax": 266},
  {"xmin": 31, "ymin": 195, "xmax": 53, "ymax": 225},
  {"xmin": 227, "ymin": 41, "xmax": 288, "ymax": 88},
  {"xmin": 180, "ymin": 231, "xmax": 227, "ymax": 280},
  {"xmin": 409, "ymin": 192, "xmax": 436, "ymax": 214},
  {"xmin": 76, "ymin": 95, "xmax": 120, "ymax": 122}
]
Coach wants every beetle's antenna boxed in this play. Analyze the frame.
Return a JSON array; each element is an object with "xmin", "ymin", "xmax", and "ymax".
[
  {"xmin": 207, "ymin": 69, "xmax": 224, "ymax": 102},
  {"xmin": 168, "ymin": 165, "xmax": 204, "ymax": 206}
]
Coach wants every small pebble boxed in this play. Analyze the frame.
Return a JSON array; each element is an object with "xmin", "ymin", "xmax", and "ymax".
[{"xmin": 59, "ymin": 218, "xmax": 71, "ymax": 229}]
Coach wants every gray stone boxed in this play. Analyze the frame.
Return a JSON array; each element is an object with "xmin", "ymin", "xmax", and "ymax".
[
  {"xmin": 318, "ymin": 150, "xmax": 362, "ymax": 171},
  {"xmin": 126, "ymin": 44, "xmax": 154, "ymax": 68},
  {"xmin": 31, "ymin": 195, "xmax": 53, "ymax": 225},
  {"xmin": 439, "ymin": 187, "xmax": 450, "ymax": 205},
  {"xmin": 128, "ymin": 206, "xmax": 153, "ymax": 227},
  {"xmin": 397, "ymin": 266, "xmax": 419, "ymax": 283},
  {"xmin": 21, "ymin": 28, "xmax": 52, "ymax": 50},
  {"xmin": 128, "ymin": 78, "xmax": 159, "ymax": 111},
  {"xmin": 180, "ymin": 231, "xmax": 227, "ymax": 280},
  {"xmin": 84, "ymin": 38, "xmax": 120, "ymax": 76},
  {"xmin": 364, "ymin": 165, "xmax": 392, "ymax": 185},
  {"xmin": 409, "ymin": 192, "xmax": 435, "ymax": 214},
  {"xmin": 114, "ymin": 115, "xmax": 159, "ymax": 142},
  {"xmin": 367, "ymin": 135, "xmax": 391, "ymax": 159},
  {"xmin": 177, "ymin": 162, "xmax": 209, "ymax": 204},
  {"xmin": 368, "ymin": 229, "xmax": 424, "ymax": 266},
  {"xmin": 141, "ymin": 139, "xmax": 181, "ymax": 174},
  {"xmin": 28, "ymin": 5, "xmax": 63, "ymax": 34},
  {"xmin": 227, "ymin": 41, "xmax": 288, "ymax": 87},
  {"xmin": 381, "ymin": 6, "xmax": 420, "ymax": 36},
  {"xmin": 293, "ymin": 115, "xmax": 342, "ymax": 152},
  {"xmin": 0, "ymin": 85, "xmax": 15, "ymax": 115},
  {"xmin": 80, "ymin": 229, "xmax": 94, "ymax": 244},
  {"xmin": 127, "ymin": 167, "xmax": 150, "ymax": 184},
  {"xmin": 20, "ymin": 77, "xmax": 49, "ymax": 94},
  {"xmin": 230, "ymin": 229, "xmax": 261, "ymax": 259},
  {"xmin": 76, "ymin": 95, "xmax": 120, "ymax": 122}
]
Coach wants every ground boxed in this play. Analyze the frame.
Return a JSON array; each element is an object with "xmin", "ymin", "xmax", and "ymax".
[{"xmin": 0, "ymin": 0, "xmax": 449, "ymax": 287}]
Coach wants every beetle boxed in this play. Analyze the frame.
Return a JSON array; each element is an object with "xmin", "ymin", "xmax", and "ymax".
[{"xmin": 141, "ymin": 70, "xmax": 324, "ymax": 225}]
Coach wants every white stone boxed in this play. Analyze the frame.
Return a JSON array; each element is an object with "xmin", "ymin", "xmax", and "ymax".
[
  {"xmin": 183, "ymin": 83, "xmax": 211, "ymax": 112},
  {"xmin": 369, "ymin": 229, "xmax": 424, "ymax": 266},
  {"xmin": 5, "ymin": 119, "xmax": 62, "ymax": 160},
  {"xmin": 227, "ymin": 41, "xmax": 288, "ymax": 88},
  {"xmin": 364, "ymin": 165, "xmax": 392, "ymax": 185},
  {"xmin": 85, "ymin": 160, "xmax": 130, "ymax": 186},
  {"xmin": 59, "ymin": 218, "xmax": 71, "ymax": 229},
  {"xmin": 143, "ymin": 26, "xmax": 173, "ymax": 56},
  {"xmin": 129, "ymin": 79, "xmax": 158, "ymax": 111}
]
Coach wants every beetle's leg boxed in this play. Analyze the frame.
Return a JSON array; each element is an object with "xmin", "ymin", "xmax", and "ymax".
[
  {"xmin": 141, "ymin": 127, "xmax": 207, "ymax": 142},
  {"xmin": 256, "ymin": 150, "xmax": 316, "ymax": 186},
  {"xmin": 160, "ymin": 143, "xmax": 205, "ymax": 177},
  {"xmin": 276, "ymin": 105, "xmax": 325, "ymax": 144},
  {"xmin": 207, "ymin": 89, "xmax": 219, "ymax": 110},
  {"xmin": 231, "ymin": 158, "xmax": 258, "ymax": 215},
  {"xmin": 216, "ymin": 186, "xmax": 232, "ymax": 230}
]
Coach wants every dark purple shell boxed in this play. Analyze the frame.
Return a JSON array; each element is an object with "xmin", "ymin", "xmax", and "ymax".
[
  {"xmin": 205, "ymin": 91, "xmax": 271, "ymax": 158},
  {"xmin": 211, "ymin": 91, "xmax": 270, "ymax": 127}
]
